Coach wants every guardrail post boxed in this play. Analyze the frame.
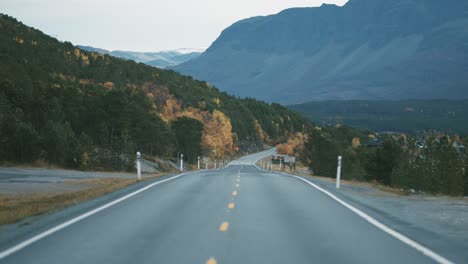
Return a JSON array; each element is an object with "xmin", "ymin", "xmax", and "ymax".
[
  {"xmin": 136, "ymin": 152, "xmax": 141, "ymax": 180},
  {"xmin": 180, "ymin": 154, "xmax": 184, "ymax": 172},
  {"xmin": 336, "ymin": 156, "xmax": 342, "ymax": 189}
]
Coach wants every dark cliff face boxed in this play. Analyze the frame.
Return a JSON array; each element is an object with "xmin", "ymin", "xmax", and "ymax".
[{"xmin": 175, "ymin": 0, "xmax": 468, "ymax": 104}]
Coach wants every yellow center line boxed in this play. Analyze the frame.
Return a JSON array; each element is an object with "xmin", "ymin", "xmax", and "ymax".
[
  {"xmin": 219, "ymin": 221, "xmax": 229, "ymax": 232},
  {"xmin": 232, "ymin": 190, "xmax": 238, "ymax": 196},
  {"xmin": 206, "ymin": 257, "xmax": 217, "ymax": 264},
  {"xmin": 228, "ymin": 202, "xmax": 235, "ymax": 209}
]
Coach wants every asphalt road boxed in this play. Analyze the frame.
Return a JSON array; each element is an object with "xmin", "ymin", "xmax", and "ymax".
[{"xmin": 0, "ymin": 150, "xmax": 456, "ymax": 263}]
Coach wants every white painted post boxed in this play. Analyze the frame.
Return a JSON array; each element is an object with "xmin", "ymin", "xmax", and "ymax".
[
  {"xmin": 136, "ymin": 152, "xmax": 141, "ymax": 180},
  {"xmin": 336, "ymin": 156, "xmax": 342, "ymax": 189},
  {"xmin": 214, "ymin": 160, "xmax": 217, "ymax": 169},
  {"xmin": 205, "ymin": 162, "xmax": 208, "ymax": 170},
  {"xmin": 180, "ymin": 154, "xmax": 184, "ymax": 172},
  {"xmin": 280, "ymin": 159, "xmax": 283, "ymax": 171},
  {"xmin": 197, "ymin": 156, "xmax": 200, "ymax": 170}
]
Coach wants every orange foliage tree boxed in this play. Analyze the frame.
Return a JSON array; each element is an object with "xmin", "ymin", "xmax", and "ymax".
[
  {"xmin": 352, "ymin": 137, "xmax": 361, "ymax": 149},
  {"xmin": 202, "ymin": 110, "xmax": 234, "ymax": 158},
  {"xmin": 276, "ymin": 143, "xmax": 293, "ymax": 155},
  {"xmin": 276, "ymin": 132, "xmax": 307, "ymax": 156}
]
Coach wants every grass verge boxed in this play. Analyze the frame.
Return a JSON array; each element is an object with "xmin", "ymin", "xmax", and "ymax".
[{"xmin": 0, "ymin": 175, "xmax": 165, "ymax": 226}]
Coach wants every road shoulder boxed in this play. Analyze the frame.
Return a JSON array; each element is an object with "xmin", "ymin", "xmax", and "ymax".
[{"xmin": 0, "ymin": 171, "xmax": 189, "ymax": 252}]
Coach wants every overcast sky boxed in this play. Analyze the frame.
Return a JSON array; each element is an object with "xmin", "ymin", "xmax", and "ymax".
[{"xmin": 2, "ymin": 0, "xmax": 348, "ymax": 52}]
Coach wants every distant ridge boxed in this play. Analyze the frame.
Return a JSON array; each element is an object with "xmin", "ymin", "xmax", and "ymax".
[
  {"xmin": 288, "ymin": 99, "xmax": 468, "ymax": 134},
  {"xmin": 77, "ymin": 45, "xmax": 202, "ymax": 68}
]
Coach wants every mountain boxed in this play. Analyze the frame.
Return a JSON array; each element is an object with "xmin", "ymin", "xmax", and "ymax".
[
  {"xmin": 77, "ymin": 45, "xmax": 202, "ymax": 68},
  {"xmin": 0, "ymin": 14, "xmax": 310, "ymax": 169},
  {"xmin": 289, "ymin": 100, "xmax": 468, "ymax": 133},
  {"xmin": 174, "ymin": 0, "xmax": 468, "ymax": 104}
]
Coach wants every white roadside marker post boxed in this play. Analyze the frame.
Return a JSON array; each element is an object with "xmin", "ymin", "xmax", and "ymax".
[
  {"xmin": 197, "ymin": 156, "xmax": 200, "ymax": 170},
  {"xmin": 136, "ymin": 152, "xmax": 141, "ymax": 180},
  {"xmin": 180, "ymin": 154, "xmax": 184, "ymax": 172},
  {"xmin": 336, "ymin": 156, "xmax": 342, "ymax": 189},
  {"xmin": 205, "ymin": 162, "xmax": 208, "ymax": 170}
]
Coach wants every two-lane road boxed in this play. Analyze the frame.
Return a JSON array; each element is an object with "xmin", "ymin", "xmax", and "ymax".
[{"xmin": 0, "ymin": 150, "xmax": 452, "ymax": 263}]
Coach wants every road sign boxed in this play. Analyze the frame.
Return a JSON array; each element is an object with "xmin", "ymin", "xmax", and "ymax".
[{"xmin": 284, "ymin": 156, "xmax": 296, "ymax": 163}]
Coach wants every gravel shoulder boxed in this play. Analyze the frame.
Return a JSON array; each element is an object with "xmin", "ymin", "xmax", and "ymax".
[{"xmin": 306, "ymin": 176, "xmax": 468, "ymax": 263}]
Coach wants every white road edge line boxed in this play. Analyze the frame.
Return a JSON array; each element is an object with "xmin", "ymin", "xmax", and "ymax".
[
  {"xmin": 0, "ymin": 171, "xmax": 196, "ymax": 260},
  {"xmin": 253, "ymin": 160, "xmax": 453, "ymax": 264}
]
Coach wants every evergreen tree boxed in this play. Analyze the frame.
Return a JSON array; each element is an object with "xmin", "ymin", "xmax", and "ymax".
[
  {"xmin": 364, "ymin": 140, "xmax": 401, "ymax": 185},
  {"xmin": 303, "ymin": 129, "xmax": 340, "ymax": 177},
  {"xmin": 172, "ymin": 117, "xmax": 203, "ymax": 163}
]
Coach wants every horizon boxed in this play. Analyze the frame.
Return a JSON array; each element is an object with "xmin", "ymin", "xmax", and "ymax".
[{"xmin": 1, "ymin": 0, "xmax": 348, "ymax": 52}]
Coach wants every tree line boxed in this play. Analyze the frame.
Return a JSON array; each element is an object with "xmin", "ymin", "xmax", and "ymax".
[{"xmin": 300, "ymin": 126, "xmax": 468, "ymax": 196}]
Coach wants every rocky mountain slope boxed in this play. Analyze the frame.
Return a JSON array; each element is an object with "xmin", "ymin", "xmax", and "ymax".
[{"xmin": 175, "ymin": 0, "xmax": 468, "ymax": 104}]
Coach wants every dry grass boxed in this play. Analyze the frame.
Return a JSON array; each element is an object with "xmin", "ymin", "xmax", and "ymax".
[
  {"xmin": 0, "ymin": 160, "xmax": 61, "ymax": 170},
  {"xmin": 0, "ymin": 174, "xmax": 165, "ymax": 226}
]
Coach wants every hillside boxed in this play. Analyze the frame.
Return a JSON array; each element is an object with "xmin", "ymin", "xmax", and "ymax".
[
  {"xmin": 77, "ymin": 45, "xmax": 201, "ymax": 68},
  {"xmin": 0, "ymin": 14, "xmax": 310, "ymax": 170},
  {"xmin": 174, "ymin": 0, "xmax": 468, "ymax": 104},
  {"xmin": 289, "ymin": 100, "xmax": 468, "ymax": 134}
]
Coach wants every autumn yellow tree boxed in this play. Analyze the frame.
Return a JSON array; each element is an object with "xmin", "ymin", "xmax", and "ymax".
[
  {"xmin": 160, "ymin": 97, "xmax": 181, "ymax": 122},
  {"xmin": 202, "ymin": 110, "xmax": 234, "ymax": 158},
  {"xmin": 276, "ymin": 143, "xmax": 293, "ymax": 155},
  {"xmin": 352, "ymin": 137, "xmax": 361, "ymax": 149},
  {"xmin": 255, "ymin": 120, "xmax": 268, "ymax": 142}
]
